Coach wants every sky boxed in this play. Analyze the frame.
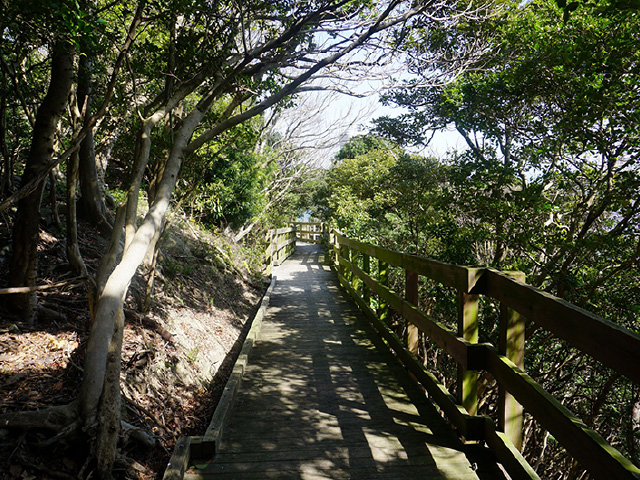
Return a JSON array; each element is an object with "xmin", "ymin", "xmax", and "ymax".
[
  {"xmin": 290, "ymin": 89, "xmax": 466, "ymax": 164},
  {"xmin": 276, "ymin": 27, "xmax": 468, "ymax": 164}
]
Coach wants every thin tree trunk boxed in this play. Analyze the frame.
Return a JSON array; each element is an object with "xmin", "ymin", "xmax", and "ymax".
[
  {"xmin": 77, "ymin": 53, "xmax": 113, "ymax": 237},
  {"xmin": 0, "ymin": 86, "xmax": 13, "ymax": 195},
  {"xmin": 142, "ymin": 228, "xmax": 162, "ymax": 312},
  {"xmin": 627, "ymin": 390, "xmax": 640, "ymax": 467},
  {"xmin": 67, "ymin": 147, "xmax": 87, "ymax": 276},
  {"xmin": 78, "ymin": 104, "xmax": 208, "ymax": 476},
  {"xmin": 48, "ymin": 170, "xmax": 61, "ymax": 229},
  {"xmin": 94, "ymin": 304, "xmax": 125, "ymax": 479},
  {"xmin": 9, "ymin": 41, "xmax": 75, "ymax": 323},
  {"xmin": 124, "ymin": 117, "xmax": 160, "ymax": 250}
]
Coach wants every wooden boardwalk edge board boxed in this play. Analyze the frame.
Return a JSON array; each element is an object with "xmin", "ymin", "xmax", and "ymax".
[{"xmin": 163, "ymin": 276, "xmax": 278, "ymax": 480}]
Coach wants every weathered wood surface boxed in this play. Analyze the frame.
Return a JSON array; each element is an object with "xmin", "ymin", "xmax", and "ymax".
[{"xmin": 186, "ymin": 244, "xmax": 499, "ymax": 480}]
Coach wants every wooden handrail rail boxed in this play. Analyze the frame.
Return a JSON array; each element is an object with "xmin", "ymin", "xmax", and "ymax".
[
  {"xmin": 264, "ymin": 226, "xmax": 296, "ymax": 274},
  {"xmin": 484, "ymin": 269, "xmax": 640, "ymax": 383},
  {"xmin": 338, "ymin": 235, "xmax": 485, "ymax": 292},
  {"xmin": 329, "ymin": 229, "xmax": 640, "ymax": 480},
  {"xmin": 289, "ymin": 221, "xmax": 326, "ymax": 244}
]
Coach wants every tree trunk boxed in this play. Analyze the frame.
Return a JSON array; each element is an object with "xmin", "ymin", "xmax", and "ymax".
[
  {"xmin": 0, "ymin": 85, "xmax": 13, "ymax": 195},
  {"xmin": 77, "ymin": 54, "xmax": 113, "ymax": 237},
  {"xmin": 9, "ymin": 41, "xmax": 75, "ymax": 323},
  {"xmin": 67, "ymin": 147, "xmax": 87, "ymax": 276},
  {"xmin": 124, "ymin": 118, "xmax": 159, "ymax": 250},
  {"xmin": 47, "ymin": 170, "xmax": 61, "ymax": 229},
  {"xmin": 78, "ymin": 105, "xmax": 207, "ymax": 475},
  {"xmin": 94, "ymin": 304, "xmax": 125, "ymax": 479}
]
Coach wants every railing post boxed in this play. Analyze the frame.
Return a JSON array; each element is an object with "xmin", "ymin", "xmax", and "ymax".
[
  {"xmin": 269, "ymin": 230, "xmax": 275, "ymax": 273},
  {"xmin": 405, "ymin": 270, "xmax": 419, "ymax": 356},
  {"xmin": 292, "ymin": 226, "xmax": 297, "ymax": 254},
  {"xmin": 499, "ymin": 271, "xmax": 526, "ymax": 451},
  {"xmin": 351, "ymin": 249, "xmax": 360, "ymax": 292},
  {"xmin": 378, "ymin": 259, "xmax": 389, "ymax": 323},
  {"xmin": 457, "ymin": 290, "xmax": 479, "ymax": 416},
  {"xmin": 362, "ymin": 254, "xmax": 371, "ymax": 307},
  {"xmin": 340, "ymin": 243, "xmax": 349, "ymax": 280}
]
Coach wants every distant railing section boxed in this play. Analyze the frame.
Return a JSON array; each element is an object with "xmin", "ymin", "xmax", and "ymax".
[
  {"xmin": 290, "ymin": 221, "xmax": 326, "ymax": 244},
  {"xmin": 264, "ymin": 227, "xmax": 296, "ymax": 275},
  {"xmin": 329, "ymin": 229, "xmax": 640, "ymax": 480}
]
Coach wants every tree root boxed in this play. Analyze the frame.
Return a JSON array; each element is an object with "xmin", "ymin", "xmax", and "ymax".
[
  {"xmin": 0, "ymin": 402, "xmax": 79, "ymax": 432},
  {"xmin": 0, "ymin": 402, "xmax": 156, "ymax": 450},
  {"xmin": 114, "ymin": 452, "xmax": 154, "ymax": 477},
  {"xmin": 121, "ymin": 421, "xmax": 157, "ymax": 449},
  {"xmin": 1, "ymin": 399, "xmax": 156, "ymax": 480},
  {"xmin": 15, "ymin": 451, "xmax": 77, "ymax": 480},
  {"xmin": 36, "ymin": 419, "xmax": 80, "ymax": 448}
]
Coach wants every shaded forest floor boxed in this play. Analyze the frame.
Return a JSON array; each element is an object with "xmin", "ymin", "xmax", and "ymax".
[{"xmin": 0, "ymin": 213, "xmax": 267, "ymax": 479}]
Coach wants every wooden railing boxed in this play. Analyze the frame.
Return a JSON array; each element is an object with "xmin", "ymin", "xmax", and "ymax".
[
  {"xmin": 290, "ymin": 221, "xmax": 326, "ymax": 244},
  {"xmin": 329, "ymin": 230, "xmax": 640, "ymax": 480},
  {"xmin": 264, "ymin": 227, "xmax": 296, "ymax": 275}
]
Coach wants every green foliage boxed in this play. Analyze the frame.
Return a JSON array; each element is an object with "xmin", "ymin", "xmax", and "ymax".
[
  {"xmin": 178, "ymin": 117, "xmax": 268, "ymax": 230},
  {"xmin": 325, "ymin": 135, "xmax": 398, "ymax": 240},
  {"xmin": 368, "ymin": 0, "xmax": 640, "ymax": 475},
  {"xmin": 325, "ymin": 135, "xmax": 472, "ymax": 261},
  {"xmin": 2, "ymin": 0, "xmax": 111, "ymax": 48}
]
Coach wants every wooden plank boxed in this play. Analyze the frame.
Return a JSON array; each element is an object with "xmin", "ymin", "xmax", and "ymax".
[
  {"xmin": 331, "ymin": 233, "xmax": 640, "ymax": 480},
  {"xmin": 163, "ymin": 436, "xmax": 193, "ymax": 480},
  {"xmin": 188, "ymin": 462, "xmax": 481, "ymax": 480},
  {"xmin": 290, "ymin": 221, "xmax": 323, "ymax": 226},
  {"xmin": 362, "ymin": 254, "xmax": 371, "ymax": 305},
  {"xmin": 482, "ymin": 421, "xmax": 540, "ymax": 480},
  {"xmin": 405, "ymin": 270, "xmax": 419, "ymax": 356},
  {"xmin": 209, "ymin": 243, "xmax": 484, "ymax": 480},
  {"xmin": 485, "ymin": 347, "xmax": 640, "ymax": 479},
  {"xmin": 485, "ymin": 269, "xmax": 640, "ymax": 384},
  {"xmin": 377, "ymin": 258, "xmax": 389, "ymax": 323},
  {"xmin": 272, "ymin": 226, "xmax": 295, "ymax": 234},
  {"xmin": 350, "ymin": 249, "xmax": 361, "ymax": 291},
  {"xmin": 336, "ymin": 263, "xmax": 543, "ymax": 480},
  {"xmin": 404, "ymin": 254, "xmax": 485, "ymax": 294}
]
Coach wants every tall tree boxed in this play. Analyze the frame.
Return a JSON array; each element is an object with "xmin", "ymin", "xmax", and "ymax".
[
  {"xmin": 1, "ymin": 1, "xmax": 432, "ymax": 476},
  {"xmin": 9, "ymin": 39, "xmax": 76, "ymax": 322}
]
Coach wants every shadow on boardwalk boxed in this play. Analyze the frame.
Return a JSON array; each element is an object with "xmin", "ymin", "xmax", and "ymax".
[{"xmin": 187, "ymin": 243, "xmax": 506, "ymax": 480}]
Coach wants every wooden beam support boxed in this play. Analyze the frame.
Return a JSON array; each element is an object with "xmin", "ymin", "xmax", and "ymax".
[
  {"xmin": 457, "ymin": 291, "xmax": 479, "ymax": 416},
  {"xmin": 405, "ymin": 270, "xmax": 419, "ymax": 356},
  {"xmin": 378, "ymin": 259, "xmax": 389, "ymax": 323},
  {"xmin": 499, "ymin": 271, "xmax": 526, "ymax": 451},
  {"xmin": 362, "ymin": 253, "xmax": 371, "ymax": 306}
]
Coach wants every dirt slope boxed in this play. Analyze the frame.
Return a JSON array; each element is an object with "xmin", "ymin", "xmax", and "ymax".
[{"xmin": 0, "ymin": 215, "xmax": 267, "ymax": 479}]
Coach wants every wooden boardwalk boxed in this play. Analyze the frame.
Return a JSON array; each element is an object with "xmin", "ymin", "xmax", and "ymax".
[{"xmin": 186, "ymin": 244, "xmax": 497, "ymax": 480}]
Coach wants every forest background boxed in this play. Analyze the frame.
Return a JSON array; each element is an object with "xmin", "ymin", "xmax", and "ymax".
[{"xmin": 0, "ymin": 0, "xmax": 638, "ymax": 479}]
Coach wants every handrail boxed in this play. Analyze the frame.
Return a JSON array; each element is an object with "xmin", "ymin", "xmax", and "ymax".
[
  {"xmin": 289, "ymin": 221, "xmax": 326, "ymax": 244},
  {"xmin": 264, "ymin": 226, "xmax": 296, "ymax": 274},
  {"xmin": 329, "ymin": 229, "xmax": 640, "ymax": 480}
]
